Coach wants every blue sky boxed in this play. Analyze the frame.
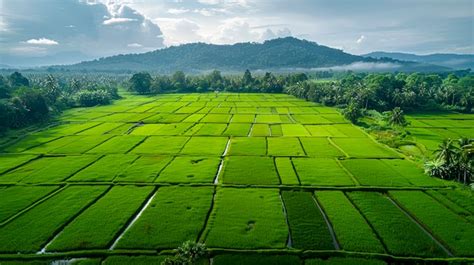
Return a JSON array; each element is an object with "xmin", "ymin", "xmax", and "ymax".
[{"xmin": 0, "ymin": 0, "xmax": 472, "ymax": 66}]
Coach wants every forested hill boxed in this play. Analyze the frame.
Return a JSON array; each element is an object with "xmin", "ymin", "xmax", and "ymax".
[
  {"xmin": 57, "ymin": 37, "xmax": 373, "ymax": 73},
  {"xmin": 363, "ymin": 52, "xmax": 474, "ymax": 70}
]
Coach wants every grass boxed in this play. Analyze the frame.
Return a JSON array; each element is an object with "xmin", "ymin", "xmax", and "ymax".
[
  {"xmin": 251, "ymin": 124, "xmax": 271, "ymax": 136},
  {"xmin": 347, "ymin": 191, "xmax": 446, "ymax": 257},
  {"xmin": 315, "ymin": 191, "xmax": 384, "ymax": 253},
  {"xmin": 305, "ymin": 257, "xmax": 387, "ymax": 265},
  {"xmin": 231, "ymin": 114, "xmax": 255, "ymax": 123},
  {"xmin": 292, "ymin": 158, "xmax": 354, "ymax": 186},
  {"xmin": 156, "ymin": 156, "xmax": 220, "ymax": 183},
  {"xmin": 47, "ymin": 186, "xmax": 154, "ymax": 251},
  {"xmin": 0, "ymin": 185, "xmax": 59, "ymax": 223},
  {"xmin": 3, "ymin": 134, "xmax": 61, "ymax": 153},
  {"xmin": 227, "ymin": 137, "xmax": 266, "ymax": 156},
  {"xmin": 102, "ymin": 256, "xmax": 168, "ymax": 265},
  {"xmin": 114, "ymin": 156, "xmax": 172, "ymax": 182},
  {"xmin": 116, "ymin": 186, "xmax": 213, "ymax": 249},
  {"xmin": 332, "ymin": 138, "xmax": 401, "ymax": 158},
  {"xmin": 222, "ymin": 123, "xmax": 252, "ymax": 136},
  {"xmin": 204, "ymin": 188, "xmax": 288, "ymax": 249},
  {"xmin": 281, "ymin": 191, "xmax": 334, "ymax": 249},
  {"xmin": 87, "ymin": 135, "xmax": 145, "ymax": 154},
  {"xmin": 180, "ymin": 137, "xmax": 228, "ymax": 155},
  {"xmin": 77, "ymin": 123, "xmax": 124, "ymax": 135},
  {"xmin": 213, "ymin": 254, "xmax": 300, "ymax": 265},
  {"xmin": 1, "ymin": 155, "xmax": 99, "ymax": 183},
  {"xmin": 275, "ymin": 158, "xmax": 299, "ymax": 185},
  {"xmin": 130, "ymin": 136, "xmax": 189, "ymax": 154},
  {"xmin": 222, "ymin": 156, "xmax": 279, "ymax": 185},
  {"xmin": 48, "ymin": 135, "xmax": 113, "ymax": 154},
  {"xmin": 340, "ymin": 159, "xmax": 412, "ymax": 187},
  {"xmin": 281, "ymin": 124, "xmax": 310, "ymax": 136},
  {"xmin": 0, "ymin": 186, "xmax": 108, "ymax": 253},
  {"xmin": 68, "ymin": 154, "xmax": 138, "ymax": 182},
  {"xmin": 192, "ymin": 123, "xmax": 228, "ymax": 136},
  {"xmin": 381, "ymin": 159, "xmax": 445, "ymax": 187},
  {"xmin": 299, "ymin": 138, "xmax": 343, "ymax": 157},
  {"xmin": 0, "ymin": 93, "xmax": 470, "ymax": 261},
  {"xmin": 0, "ymin": 154, "xmax": 37, "ymax": 174},
  {"xmin": 267, "ymin": 137, "xmax": 305, "ymax": 156},
  {"xmin": 389, "ymin": 190, "xmax": 474, "ymax": 256}
]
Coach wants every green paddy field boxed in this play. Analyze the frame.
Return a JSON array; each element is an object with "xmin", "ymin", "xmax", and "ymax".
[{"xmin": 0, "ymin": 93, "xmax": 472, "ymax": 264}]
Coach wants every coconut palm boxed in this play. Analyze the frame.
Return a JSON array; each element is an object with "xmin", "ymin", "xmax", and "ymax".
[
  {"xmin": 424, "ymin": 158, "xmax": 447, "ymax": 179},
  {"xmin": 386, "ymin": 107, "xmax": 407, "ymax": 126},
  {"xmin": 434, "ymin": 139, "xmax": 459, "ymax": 167}
]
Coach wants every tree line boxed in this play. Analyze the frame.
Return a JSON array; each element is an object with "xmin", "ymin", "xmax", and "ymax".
[
  {"xmin": 0, "ymin": 72, "xmax": 119, "ymax": 132},
  {"xmin": 285, "ymin": 73, "xmax": 473, "ymax": 122},
  {"xmin": 128, "ymin": 70, "xmax": 309, "ymax": 94}
]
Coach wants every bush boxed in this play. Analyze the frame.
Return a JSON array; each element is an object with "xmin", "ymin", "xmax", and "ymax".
[{"xmin": 75, "ymin": 90, "xmax": 111, "ymax": 107}]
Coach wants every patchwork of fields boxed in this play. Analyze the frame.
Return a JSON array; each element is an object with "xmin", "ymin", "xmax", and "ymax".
[
  {"xmin": 405, "ymin": 113, "xmax": 474, "ymax": 154},
  {"xmin": 0, "ymin": 93, "xmax": 473, "ymax": 264}
]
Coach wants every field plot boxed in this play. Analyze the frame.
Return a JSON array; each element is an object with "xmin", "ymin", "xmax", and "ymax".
[
  {"xmin": 0, "ymin": 93, "xmax": 469, "ymax": 263},
  {"xmin": 347, "ymin": 191, "xmax": 446, "ymax": 257},
  {"xmin": 293, "ymin": 158, "xmax": 354, "ymax": 186},
  {"xmin": 116, "ymin": 186, "xmax": 213, "ymax": 249},
  {"xmin": 405, "ymin": 112, "xmax": 474, "ymax": 152},
  {"xmin": 221, "ymin": 156, "xmax": 279, "ymax": 185},
  {"xmin": 156, "ymin": 156, "xmax": 220, "ymax": 183},
  {"xmin": 0, "ymin": 186, "xmax": 108, "ymax": 253},
  {"xmin": 281, "ymin": 191, "xmax": 334, "ymax": 249},
  {"xmin": 0, "ymin": 185, "xmax": 59, "ymax": 223},
  {"xmin": 204, "ymin": 188, "xmax": 288, "ymax": 248},
  {"xmin": 1, "ymin": 155, "xmax": 99, "ymax": 183},
  {"xmin": 47, "ymin": 186, "xmax": 153, "ymax": 251}
]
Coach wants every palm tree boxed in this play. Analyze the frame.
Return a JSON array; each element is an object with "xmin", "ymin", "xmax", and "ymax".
[
  {"xmin": 434, "ymin": 139, "xmax": 459, "ymax": 167},
  {"xmin": 387, "ymin": 107, "xmax": 407, "ymax": 126},
  {"xmin": 458, "ymin": 138, "xmax": 473, "ymax": 184},
  {"xmin": 424, "ymin": 158, "xmax": 447, "ymax": 179}
]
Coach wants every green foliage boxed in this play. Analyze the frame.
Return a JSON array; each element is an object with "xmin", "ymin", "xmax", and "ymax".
[
  {"xmin": 0, "ymin": 186, "xmax": 107, "ymax": 253},
  {"xmin": 281, "ymin": 191, "xmax": 334, "ymax": 249},
  {"xmin": 0, "ymin": 186, "xmax": 58, "ymax": 223},
  {"xmin": 342, "ymin": 101, "xmax": 363, "ymax": 123},
  {"xmin": 204, "ymin": 188, "xmax": 288, "ymax": 248},
  {"xmin": 347, "ymin": 191, "xmax": 445, "ymax": 257},
  {"xmin": 315, "ymin": 191, "xmax": 385, "ymax": 253},
  {"xmin": 390, "ymin": 190, "xmax": 474, "ymax": 256},
  {"xmin": 162, "ymin": 241, "xmax": 207, "ymax": 265},
  {"xmin": 47, "ymin": 186, "xmax": 153, "ymax": 251},
  {"xmin": 222, "ymin": 156, "xmax": 279, "ymax": 185},
  {"xmin": 117, "ymin": 187, "xmax": 213, "ymax": 249},
  {"xmin": 129, "ymin": 72, "xmax": 153, "ymax": 94}
]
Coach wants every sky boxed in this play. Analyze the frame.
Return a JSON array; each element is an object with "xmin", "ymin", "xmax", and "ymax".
[{"xmin": 0, "ymin": 0, "xmax": 473, "ymax": 66}]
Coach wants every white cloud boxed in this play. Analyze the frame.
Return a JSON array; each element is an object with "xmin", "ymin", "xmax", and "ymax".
[
  {"xmin": 313, "ymin": 61, "xmax": 401, "ymax": 71},
  {"xmin": 103, "ymin": 17, "xmax": 138, "ymax": 25},
  {"xmin": 127, "ymin": 43, "xmax": 143, "ymax": 47},
  {"xmin": 155, "ymin": 18, "xmax": 203, "ymax": 46},
  {"xmin": 167, "ymin": 8, "xmax": 190, "ymax": 15},
  {"xmin": 24, "ymin": 38, "xmax": 59, "ymax": 45},
  {"xmin": 356, "ymin": 35, "xmax": 365, "ymax": 44}
]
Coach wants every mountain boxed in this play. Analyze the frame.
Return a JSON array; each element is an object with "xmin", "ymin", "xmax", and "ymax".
[
  {"xmin": 48, "ymin": 37, "xmax": 452, "ymax": 73},
  {"xmin": 56, "ymin": 37, "xmax": 374, "ymax": 73},
  {"xmin": 363, "ymin": 52, "xmax": 473, "ymax": 70}
]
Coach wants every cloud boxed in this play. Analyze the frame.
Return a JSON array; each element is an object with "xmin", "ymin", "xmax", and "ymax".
[
  {"xmin": 103, "ymin": 17, "xmax": 138, "ymax": 25},
  {"xmin": 24, "ymin": 38, "xmax": 59, "ymax": 45},
  {"xmin": 313, "ymin": 61, "xmax": 401, "ymax": 71},
  {"xmin": 167, "ymin": 8, "xmax": 190, "ymax": 15},
  {"xmin": 1, "ymin": 0, "xmax": 164, "ymax": 66},
  {"xmin": 127, "ymin": 43, "xmax": 143, "ymax": 48},
  {"xmin": 155, "ymin": 18, "xmax": 203, "ymax": 46},
  {"xmin": 356, "ymin": 35, "xmax": 365, "ymax": 44}
]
